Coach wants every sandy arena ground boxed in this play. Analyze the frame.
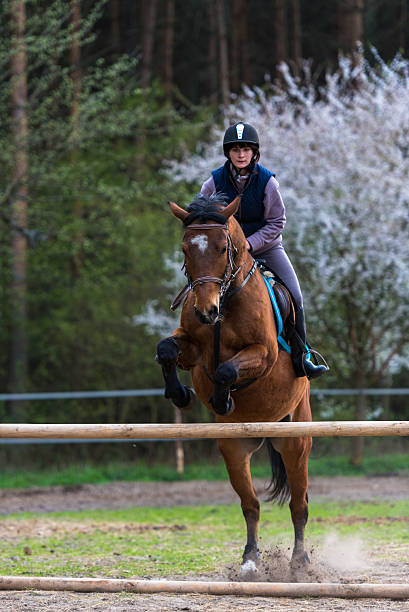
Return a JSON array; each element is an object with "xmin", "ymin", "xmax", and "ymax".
[{"xmin": 0, "ymin": 475, "xmax": 408, "ymax": 611}]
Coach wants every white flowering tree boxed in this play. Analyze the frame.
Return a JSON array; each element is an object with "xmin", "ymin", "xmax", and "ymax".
[{"xmin": 172, "ymin": 52, "xmax": 409, "ymax": 463}]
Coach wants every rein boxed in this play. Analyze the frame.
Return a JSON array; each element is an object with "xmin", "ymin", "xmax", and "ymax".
[{"xmin": 210, "ymin": 259, "xmax": 258, "ymax": 393}]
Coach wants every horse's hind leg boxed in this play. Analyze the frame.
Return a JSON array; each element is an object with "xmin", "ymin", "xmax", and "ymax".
[
  {"xmin": 217, "ymin": 437, "xmax": 264, "ymax": 565},
  {"xmin": 276, "ymin": 394, "xmax": 312, "ymax": 567},
  {"xmin": 279, "ymin": 434, "xmax": 311, "ymax": 567}
]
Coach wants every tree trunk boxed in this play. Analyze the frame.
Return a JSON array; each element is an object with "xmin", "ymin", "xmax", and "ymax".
[
  {"xmin": 9, "ymin": 0, "xmax": 29, "ymax": 413},
  {"xmin": 70, "ymin": 0, "xmax": 83, "ymax": 277},
  {"xmin": 273, "ymin": 0, "xmax": 288, "ymax": 81},
  {"xmin": 207, "ymin": 1, "xmax": 218, "ymax": 104},
  {"xmin": 140, "ymin": 0, "xmax": 158, "ymax": 88},
  {"xmin": 381, "ymin": 373, "xmax": 392, "ymax": 419},
  {"xmin": 110, "ymin": 0, "xmax": 120, "ymax": 61},
  {"xmin": 240, "ymin": 4, "xmax": 251, "ymax": 85},
  {"xmin": 290, "ymin": 0, "xmax": 302, "ymax": 76},
  {"xmin": 231, "ymin": 0, "xmax": 241, "ymax": 92},
  {"xmin": 231, "ymin": 0, "xmax": 251, "ymax": 90},
  {"xmin": 70, "ymin": 1, "xmax": 81, "ymax": 136},
  {"xmin": 215, "ymin": 0, "xmax": 230, "ymax": 106},
  {"xmin": 399, "ymin": 0, "xmax": 408, "ymax": 54},
  {"xmin": 336, "ymin": 0, "xmax": 364, "ymax": 89},
  {"xmin": 162, "ymin": 0, "xmax": 174, "ymax": 99},
  {"xmin": 337, "ymin": 0, "xmax": 364, "ymax": 61}
]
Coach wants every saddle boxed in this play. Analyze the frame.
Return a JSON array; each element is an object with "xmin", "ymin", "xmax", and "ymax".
[{"xmin": 256, "ymin": 261, "xmax": 295, "ymax": 354}]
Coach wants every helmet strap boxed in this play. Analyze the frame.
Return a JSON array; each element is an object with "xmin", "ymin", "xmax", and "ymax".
[
  {"xmin": 245, "ymin": 154, "xmax": 258, "ymax": 174},
  {"xmin": 230, "ymin": 154, "xmax": 257, "ymax": 177},
  {"xmin": 228, "ymin": 158, "xmax": 256, "ymax": 194}
]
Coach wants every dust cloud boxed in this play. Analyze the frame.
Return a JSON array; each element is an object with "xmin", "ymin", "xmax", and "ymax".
[
  {"xmin": 320, "ymin": 531, "xmax": 370, "ymax": 573},
  {"xmin": 224, "ymin": 532, "xmax": 370, "ymax": 584}
]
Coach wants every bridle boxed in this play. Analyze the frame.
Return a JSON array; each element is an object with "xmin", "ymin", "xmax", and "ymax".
[
  {"xmin": 182, "ymin": 222, "xmax": 242, "ymax": 307},
  {"xmin": 171, "ymin": 220, "xmax": 258, "ymax": 313}
]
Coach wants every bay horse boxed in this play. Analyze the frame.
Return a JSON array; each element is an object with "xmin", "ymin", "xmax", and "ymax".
[{"xmin": 156, "ymin": 193, "xmax": 312, "ymax": 568}]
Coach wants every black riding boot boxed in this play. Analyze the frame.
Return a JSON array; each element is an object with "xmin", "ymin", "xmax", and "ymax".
[{"xmin": 290, "ymin": 308, "xmax": 328, "ymax": 379}]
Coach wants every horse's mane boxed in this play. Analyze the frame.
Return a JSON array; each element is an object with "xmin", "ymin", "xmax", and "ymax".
[{"xmin": 183, "ymin": 192, "xmax": 229, "ymax": 226}]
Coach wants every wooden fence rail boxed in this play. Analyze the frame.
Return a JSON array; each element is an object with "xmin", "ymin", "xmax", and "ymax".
[
  {"xmin": 0, "ymin": 576, "xmax": 408, "ymax": 598},
  {"xmin": 0, "ymin": 420, "xmax": 408, "ymax": 439}
]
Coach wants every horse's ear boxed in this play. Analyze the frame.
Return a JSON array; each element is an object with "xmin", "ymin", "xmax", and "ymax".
[
  {"xmin": 219, "ymin": 196, "xmax": 241, "ymax": 219},
  {"xmin": 169, "ymin": 201, "xmax": 188, "ymax": 222}
]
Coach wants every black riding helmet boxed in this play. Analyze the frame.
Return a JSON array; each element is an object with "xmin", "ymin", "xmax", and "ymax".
[{"xmin": 223, "ymin": 122, "xmax": 259, "ymax": 157}]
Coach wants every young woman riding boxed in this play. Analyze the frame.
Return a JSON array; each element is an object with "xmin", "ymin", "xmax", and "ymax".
[{"xmin": 200, "ymin": 121, "xmax": 328, "ymax": 379}]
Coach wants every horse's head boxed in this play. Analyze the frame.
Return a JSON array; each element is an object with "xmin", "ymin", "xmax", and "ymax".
[{"xmin": 170, "ymin": 194, "xmax": 246, "ymax": 325}]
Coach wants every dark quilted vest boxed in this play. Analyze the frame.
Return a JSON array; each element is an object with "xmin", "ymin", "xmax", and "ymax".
[{"xmin": 212, "ymin": 162, "xmax": 274, "ymax": 237}]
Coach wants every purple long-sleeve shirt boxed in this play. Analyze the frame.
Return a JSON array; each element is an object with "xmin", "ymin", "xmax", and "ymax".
[{"xmin": 200, "ymin": 172, "xmax": 286, "ymax": 255}]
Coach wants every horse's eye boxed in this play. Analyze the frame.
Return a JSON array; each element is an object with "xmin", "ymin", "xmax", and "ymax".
[{"xmin": 221, "ymin": 246, "xmax": 227, "ymax": 254}]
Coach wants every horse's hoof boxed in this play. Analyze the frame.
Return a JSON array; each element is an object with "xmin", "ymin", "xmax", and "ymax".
[
  {"xmin": 210, "ymin": 395, "xmax": 235, "ymax": 416},
  {"xmin": 214, "ymin": 362, "xmax": 238, "ymax": 386},
  {"xmin": 290, "ymin": 551, "xmax": 310, "ymax": 569},
  {"xmin": 172, "ymin": 387, "xmax": 195, "ymax": 411},
  {"xmin": 242, "ymin": 544, "xmax": 260, "ymax": 567},
  {"xmin": 156, "ymin": 337, "xmax": 178, "ymax": 364},
  {"xmin": 168, "ymin": 385, "xmax": 190, "ymax": 408}
]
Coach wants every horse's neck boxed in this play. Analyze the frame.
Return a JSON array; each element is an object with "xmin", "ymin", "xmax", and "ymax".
[
  {"xmin": 228, "ymin": 222, "xmax": 250, "ymax": 272},
  {"xmin": 236, "ymin": 251, "xmax": 255, "ymax": 281}
]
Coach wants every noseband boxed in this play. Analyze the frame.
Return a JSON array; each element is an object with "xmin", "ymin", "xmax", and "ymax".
[{"xmin": 183, "ymin": 223, "xmax": 241, "ymax": 305}]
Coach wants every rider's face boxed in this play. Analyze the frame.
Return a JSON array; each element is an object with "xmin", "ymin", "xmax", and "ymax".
[{"xmin": 228, "ymin": 145, "xmax": 253, "ymax": 172}]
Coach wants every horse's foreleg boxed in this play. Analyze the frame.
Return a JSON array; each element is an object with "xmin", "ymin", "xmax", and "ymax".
[
  {"xmin": 210, "ymin": 375, "xmax": 235, "ymax": 416},
  {"xmin": 156, "ymin": 331, "xmax": 199, "ymax": 409},
  {"xmin": 217, "ymin": 437, "xmax": 264, "ymax": 566},
  {"xmin": 217, "ymin": 343, "xmax": 270, "ymax": 383},
  {"xmin": 211, "ymin": 344, "xmax": 270, "ymax": 415}
]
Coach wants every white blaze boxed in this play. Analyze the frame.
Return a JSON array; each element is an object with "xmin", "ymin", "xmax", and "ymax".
[{"xmin": 191, "ymin": 234, "xmax": 208, "ymax": 253}]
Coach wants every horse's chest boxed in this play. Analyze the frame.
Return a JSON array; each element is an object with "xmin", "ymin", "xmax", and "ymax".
[{"xmin": 191, "ymin": 323, "xmax": 260, "ymax": 366}]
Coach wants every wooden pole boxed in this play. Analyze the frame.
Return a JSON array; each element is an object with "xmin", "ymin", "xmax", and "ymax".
[
  {"xmin": 0, "ymin": 576, "xmax": 407, "ymax": 598},
  {"xmin": 173, "ymin": 405, "xmax": 184, "ymax": 474},
  {"xmin": 0, "ymin": 421, "xmax": 407, "ymax": 439}
]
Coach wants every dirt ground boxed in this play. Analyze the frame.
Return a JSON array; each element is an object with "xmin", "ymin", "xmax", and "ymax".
[
  {"xmin": 1, "ymin": 475, "xmax": 408, "ymax": 514},
  {"xmin": 0, "ymin": 476, "xmax": 408, "ymax": 611}
]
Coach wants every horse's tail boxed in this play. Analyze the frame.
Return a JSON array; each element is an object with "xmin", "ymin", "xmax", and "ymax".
[{"xmin": 265, "ymin": 439, "xmax": 291, "ymax": 505}]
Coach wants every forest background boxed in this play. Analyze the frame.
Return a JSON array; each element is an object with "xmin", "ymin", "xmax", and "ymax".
[{"xmin": 0, "ymin": 0, "xmax": 408, "ymax": 470}]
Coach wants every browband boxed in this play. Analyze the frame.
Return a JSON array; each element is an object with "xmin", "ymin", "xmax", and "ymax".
[{"xmin": 185, "ymin": 223, "xmax": 228, "ymax": 230}]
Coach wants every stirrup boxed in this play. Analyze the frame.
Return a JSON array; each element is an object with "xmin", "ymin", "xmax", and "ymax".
[{"xmin": 303, "ymin": 349, "xmax": 329, "ymax": 379}]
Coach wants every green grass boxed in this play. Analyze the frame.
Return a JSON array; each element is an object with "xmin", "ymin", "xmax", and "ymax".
[
  {"xmin": 0, "ymin": 453, "xmax": 407, "ymax": 489},
  {"xmin": 0, "ymin": 500, "xmax": 407, "ymax": 578},
  {"xmin": 308, "ymin": 452, "xmax": 409, "ymax": 476}
]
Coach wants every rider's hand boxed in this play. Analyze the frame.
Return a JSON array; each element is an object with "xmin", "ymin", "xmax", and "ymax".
[{"xmin": 246, "ymin": 240, "xmax": 251, "ymax": 251}]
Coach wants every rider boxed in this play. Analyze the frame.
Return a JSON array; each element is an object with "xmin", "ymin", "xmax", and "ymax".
[{"xmin": 200, "ymin": 121, "xmax": 328, "ymax": 379}]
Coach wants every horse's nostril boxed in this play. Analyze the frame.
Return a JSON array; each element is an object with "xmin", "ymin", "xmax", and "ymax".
[
  {"xmin": 194, "ymin": 305, "xmax": 219, "ymax": 325},
  {"xmin": 194, "ymin": 307, "xmax": 211, "ymax": 325},
  {"xmin": 209, "ymin": 305, "xmax": 219, "ymax": 321}
]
